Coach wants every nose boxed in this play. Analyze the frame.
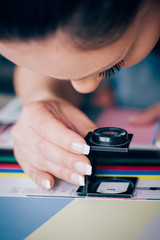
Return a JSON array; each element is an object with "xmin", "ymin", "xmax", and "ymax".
[{"xmin": 70, "ymin": 74, "xmax": 104, "ymax": 93}]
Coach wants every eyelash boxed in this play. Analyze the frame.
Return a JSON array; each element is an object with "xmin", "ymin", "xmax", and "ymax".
[{"xmin": 99, "ymin": 60, "xmax": 124, "ymax": 78}]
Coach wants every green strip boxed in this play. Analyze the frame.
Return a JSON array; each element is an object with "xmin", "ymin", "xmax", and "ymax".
[{"xmin": 0, "ymin": 156, "xmax": 17, "ymax": 163}]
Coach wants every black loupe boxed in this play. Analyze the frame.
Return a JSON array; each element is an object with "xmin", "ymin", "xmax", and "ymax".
[
  {"xmin": 85, "ymin": 127, "xmax": 133, "ymax": 152},
  {"xmin": 76, "ymin": 127, "xmax": 136, "ymax": 198}
]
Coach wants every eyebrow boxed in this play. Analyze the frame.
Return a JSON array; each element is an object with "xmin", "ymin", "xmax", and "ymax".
[{"xmin": 71, "ymin": 57, "xmax": 123, "ymax": 81}]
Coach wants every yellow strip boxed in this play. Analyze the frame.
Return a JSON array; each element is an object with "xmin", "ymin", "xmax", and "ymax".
[
  {"xmin": 0, "ymin": 173, "xmax": 28, "ymax": 177},
  {"xmin": 96, "ymin": 174, "xmax": 160, "ymax": 180},
  {"xmin": 1, "ymin": 173, "xmax": 160, "ymax": 180}
]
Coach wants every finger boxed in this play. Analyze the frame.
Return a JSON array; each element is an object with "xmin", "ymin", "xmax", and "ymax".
[
  {"xmin": 129, "ymin": 103, "xmax": 160, "ymax": 125},
  {"xmin": 14, "ymin": 143, "xmax": 85, "ymax": 186},
  {"xmin": 14, "ymin": 144, "xmax": 54, "ymax": 190},
  {"xmin": 12, "ymin": 124, "xmax": 92, "ymax": 175},
  {"xmin": 19, "ymin": 102, "xmax": 91, "ymax": 154}
]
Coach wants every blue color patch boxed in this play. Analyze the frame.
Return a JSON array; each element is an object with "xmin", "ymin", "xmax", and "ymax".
[
  {"xmin": 0, "ymin": 169, "xmax": 24, "ymax": 173},
  {"xmin": 0, "ymin": 197, "xmax": 73, "ymax": 240},
  {"xmin": 96, "ymin": 170, "xmax": 160, "ymax": 175}
]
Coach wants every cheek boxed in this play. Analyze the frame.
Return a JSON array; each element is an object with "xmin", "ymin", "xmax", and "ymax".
[
  {"xmin": 70, "ymin": 75, "xmax": 103, "ymax": 93},
  {"xmin": 124, "ymin": 41, "xmax": 157, "ymax": 67},
  {"xmin": 124, "ymin": 22, "xmax": 160, "ymax": 67}
]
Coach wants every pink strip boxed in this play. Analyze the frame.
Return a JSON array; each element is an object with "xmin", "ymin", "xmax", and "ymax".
[{"xmin": 0, "ymin": 163, "xmax": 21, "ymax": 169}]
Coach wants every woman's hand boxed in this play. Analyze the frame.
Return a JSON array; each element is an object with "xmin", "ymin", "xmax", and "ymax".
[
  {"xmin": 130, "ymin": 103, "xmax": 160, "ymax": 125},
  {"xmin": 11, "ymin": 98, "xmax": 97, "ymax": 189}
]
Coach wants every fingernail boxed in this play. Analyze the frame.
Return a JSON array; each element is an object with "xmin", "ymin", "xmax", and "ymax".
[
  {"xmin": 74, "ymin": 162, "xmax": 92, "ymax": 175},
  {"xmin": 128, "ymin": 116, "xmax": 136, "ymax": 123},
  {"xmin": 71, "ymin": 173, "xmax": 85, "ymax": 186},
  {"xmin": 72, "ymin": 142, "xmax": 90, "ymax": 155},
  {"xmin": 41, "ymin": 179, "xmax": 51, "ymax": 189},
  {"xmin": 156, "ymin": 141, "xmax": 160, "ymax": 148}
]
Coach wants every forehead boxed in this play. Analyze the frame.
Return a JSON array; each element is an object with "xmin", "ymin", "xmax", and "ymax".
[{"xmin": 0, "ymin": 29, "xmax": 135, "ymax": 79}]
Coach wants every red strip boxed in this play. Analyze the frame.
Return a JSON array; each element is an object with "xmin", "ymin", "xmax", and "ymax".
[
  {"xmin": 0, "ymin": 163, "xmax": 21, "ymax": 169},
  {"xmin": 96, "ymin": 166, "xmax": 160, "ymax": 171}
]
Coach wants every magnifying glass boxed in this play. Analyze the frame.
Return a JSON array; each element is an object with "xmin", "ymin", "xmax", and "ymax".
[
  {"xmin": 77, "ymin": 127, "xmax": 136, "ymax": 197},
  {"xmin": 85, "ymin": 127, "xmax": 133, "ymax": 152},
  {"xmin": 92, "ymin": 127, "xmax": 130, "ymax": 146}
]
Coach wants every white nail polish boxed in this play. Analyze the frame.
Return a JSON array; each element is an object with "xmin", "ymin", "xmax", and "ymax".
[
  {"xmin": 156, "ymin": 141, "xmax": 160, "ymax": 148},
  {"xmin": 72, "ymin": 142, "xmax": 90, "ymax": 155},
  {"xmin": 71, "ymin": 173, "xmax": 85, "ymax": 186},
  {"xmin": 41, "ymin": 179, "xmax": 51, "ymax": 189},
  {"xmin": 75, "ymin": 162, "xmax": 92, "ymax": 175}
]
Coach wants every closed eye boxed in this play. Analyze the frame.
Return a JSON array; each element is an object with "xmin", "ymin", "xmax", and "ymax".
[{"xmin": 99, "ymin": 60, "xmax": 124, "ymax": 78}]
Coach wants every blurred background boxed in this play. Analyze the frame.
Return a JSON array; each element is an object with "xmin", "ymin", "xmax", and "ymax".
[
  {"xmin": 0, "ymin": 56, "xmax": 15, "ymax": 108},
  {"xmin": 0, "ymin": 56, "xmax": 14, "ymax": 93}
]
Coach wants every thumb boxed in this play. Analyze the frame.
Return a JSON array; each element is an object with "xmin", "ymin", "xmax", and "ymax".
[{"xmin": 130, "ymin": 103, "xmax": 160, "ymax": 125}]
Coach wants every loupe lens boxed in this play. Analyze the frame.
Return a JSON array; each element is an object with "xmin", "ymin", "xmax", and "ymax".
[{"xmin": 92, "ymin": 127, "xmax": 129, "ymax": 146}]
